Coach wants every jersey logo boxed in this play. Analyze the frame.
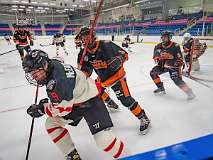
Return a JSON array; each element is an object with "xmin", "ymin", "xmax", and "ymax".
[
  {"xmin": 91, "ymin": 60, "xmax": 108, "ymax": 69},
  {"xmin": 50, "ymin": 91, "xmax": 61, "ymax": 102},
  {"xmin": 160, "ymin": 52, "xmax": 174, "ymax": 60},
  {"xmin": 47, "ymin": 80, "xmax": 56, "ymax": 91}
]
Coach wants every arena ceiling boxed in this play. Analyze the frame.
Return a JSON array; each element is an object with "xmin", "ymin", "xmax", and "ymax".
[
  {"xmin": 0, "ymin": 0, "xmax": 148, "ymax": 15},
  {"xmin": 0, "ymin": 0, "xmax": 96, "ymax": 15}
]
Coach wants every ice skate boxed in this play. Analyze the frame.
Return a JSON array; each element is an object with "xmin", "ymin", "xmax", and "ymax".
[
  {"xmin": 153, "ymin": 87, "xmax": 166, "ymax": 95},
  {"xmin": 139, "ymin": 111, "xmax": 151, "ymax": 135},
  {"xmin": 66, "ymin": 149, "xmax": 81, "ymax": 160},
  {"xmin": 187, "ymin": 90, "xmax": 196, "ymax": 101},
  {"xmin": 107, "ymin": 99, "xmax": 120, "ymax": 112}
]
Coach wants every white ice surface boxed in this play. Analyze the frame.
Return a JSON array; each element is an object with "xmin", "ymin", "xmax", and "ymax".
[{"xmin": 0, "ymin": 37, "xmax": 213, "ymax": 160}]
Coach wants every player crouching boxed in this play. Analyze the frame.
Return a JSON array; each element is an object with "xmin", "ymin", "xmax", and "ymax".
[{"xmin": 22, "ymin": 49, "xmax": 129, "ymax": 160}]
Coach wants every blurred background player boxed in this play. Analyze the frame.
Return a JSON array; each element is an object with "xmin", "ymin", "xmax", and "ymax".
[
  {"xmin": 150, "ymin": 31, "xmax": 195, "ymax": 100},
  {"xmin": 22, "ymin": 49, "xmax": 128, "ymax": 160},
  {"xmin": 52, "ymin": 32, "xmax": 68, "ymax": 56},
  {"xmin": 4, "ymin": 33, "xmax": 11, "ymax": 45},
  {"xmin": 122, "ymin": 35, "xmax": 132, "ymax": 52},
  {"xmin": 77, "ymin": 27, "xmax": 150, "ymax": 134},
  {"xmin": 182, "ymin": 32, "xmax": 207, "ymax": 74},
  {"xmin": 75, "ymin": 33, "xmax": 119, "ymax": 112},
  {"xmin": 13, "ymin": 25, "xmax": 34, "ymax": 60}
]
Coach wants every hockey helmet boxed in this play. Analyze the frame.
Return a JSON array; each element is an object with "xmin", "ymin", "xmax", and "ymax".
[
  {"xmin": 183, "ymin": 32, "xmax": 191, "ymax": 42},
  {"xmin": 22, "ymin": 49, "xmax": 50, "ymax": 86},
  {"xmin": 161, "ymin": 31, "xmax": 173, "ymax": 40},
  {"xmin": 78, "ymin": 26, "xmax": 96, "ymax": 44}
]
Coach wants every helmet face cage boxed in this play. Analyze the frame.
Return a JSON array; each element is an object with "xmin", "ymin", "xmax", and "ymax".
[
  {"xmin": 22, "ymin": 49, "xmax": 49, "ymax": 87},
  {"xmin": 78, "ymin": 26, "xmax": 96, "ymax": 44},
  {"xmin": 161, "ymin": 31, "xmax": 172, "ymax": 40}
]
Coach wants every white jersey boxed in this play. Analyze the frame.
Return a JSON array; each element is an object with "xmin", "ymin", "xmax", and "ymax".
[
  {"xmin": 44, "ymin": 60, "xmax": 98, "ymax": 117},
  {"xmin": 4, "ymin": 35, "xmax": 10, "ymax": 40},
  {"xmin": 53, "ymin": 34, "xmax": 65, "ymax": 43}
]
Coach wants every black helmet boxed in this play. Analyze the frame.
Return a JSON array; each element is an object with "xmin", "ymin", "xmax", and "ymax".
[
  {"xmin": 22, "ymin": 49, "xmax": 50, "ymax": 86},
  {"xmin": 79, "ymin": 26, "xmax": 90, "ymax": 36},
  {"xmin": 78, "ymin": 26, "xmax": 96, "ymax": 42},
  {"xmin": 161, "ymin": 31, "xmax": 173, "ymax": 40}
]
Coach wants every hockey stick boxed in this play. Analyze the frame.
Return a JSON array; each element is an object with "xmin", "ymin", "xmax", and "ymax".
[
  {"xmin": 40, "ymin": 43, "xmax": 53, "ymax": 47},
  {"xmin": 79, "ymin": 0, "xmax": 104, "ymax": 67},
  {"xmin": 188, "ymin": 39, "xmax": 195, "ymax": 76},
  {"xmin": 25, "ymin": 85, "xmax": 39, "ymax": 160},
  {"xmin": 182, "ymin": 73, "xmax": 213, "ymax": 90},
  {"xmin": 0, "ymin": 49, "xmax": 17, "ymax": 56}
]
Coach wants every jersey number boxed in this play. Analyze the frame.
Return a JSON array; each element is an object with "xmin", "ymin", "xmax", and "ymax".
[{"xmin": 64, "ymin": 64, "xmax": 76, "ymax": 78}]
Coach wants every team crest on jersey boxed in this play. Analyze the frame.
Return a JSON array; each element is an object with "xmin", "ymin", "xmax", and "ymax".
[{"xmin": 47, "ymin": 80, "xmax": 56, "ymax": 91}]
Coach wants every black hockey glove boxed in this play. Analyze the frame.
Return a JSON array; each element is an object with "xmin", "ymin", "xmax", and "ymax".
[
  {"xmin": 30, "ymin": 40, "xmax": 34, "ymax": 46},
  {"xmin": 27, "ymin": 98, "xmax": 48, "ymax": 118},
  {"xmin": 16, "ymin": 44, "xmax": 21, "ymax": 50}
]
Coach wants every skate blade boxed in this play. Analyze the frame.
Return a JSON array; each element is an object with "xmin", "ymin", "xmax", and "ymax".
[
  {"xmin": 154, "ymin": 91, "xmax": 166, "ymax": 95},
  {"xmin": 187, "ymin": 95, "xmax": 196, "ymax": 101},
  {"xmin": 108, "ymin": 107, "xmax": 121, "ymax": 113}
]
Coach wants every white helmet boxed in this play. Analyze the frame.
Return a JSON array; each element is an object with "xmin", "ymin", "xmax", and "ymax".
[
  {"xmin": 183, "ymin": 32, "xmax": 191, "ymax": 40},
  {"xmin": 183, "ymin": 32, "xmax": 191, "ymax": 44}
]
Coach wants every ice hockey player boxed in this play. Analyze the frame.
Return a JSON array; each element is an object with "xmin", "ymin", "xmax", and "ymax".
[
  {"xmin": 74, "ymin": 33, "xmax": 82, "ymax": 49},
  {"xmin": 22, "ymin": 49, "xmax": 128, "ymax": 160},
  {"xmin": 150, "ymin": 31, "xmax": 195, "ymax": 100},
  {"xmin": 122, "ymin": 35, "xmax": 132, "ymax": 52},
  {"xmin": 4, "ymin": 33, "xmax": 11, "ymax": 45},
  {"xmin": 77, "ymin": 26, "xmax": 150, "ymax": 134},
  {"xmin": 182, "ymin": 32, "xmax": 207, "ymax": 74},
  {"xmin": 52, "ymin": 32, "xmax": 68, "ymax": 56},
  {"xmin": 13, "ymin": 25, "xmax": 34, "ymax": 60},
  {"xmin": 75, "ymin": 33, "xmax": 119, "ymax": 112}
]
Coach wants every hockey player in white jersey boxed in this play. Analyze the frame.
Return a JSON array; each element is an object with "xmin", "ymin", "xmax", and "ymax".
[
  {"xmin": 52, "ymin": 32, "xmax": 68, "ymax": 56},
  {"xmin": 4, "ymin": 33, "xmax": 11, "ymax": 45},
  {"xmin": 122, "ymin": 35, "xmax": 133, "ymax": 52},
  {"xmin": 22, "ymin": 49, "xmax": 128, "ymax": 160}
]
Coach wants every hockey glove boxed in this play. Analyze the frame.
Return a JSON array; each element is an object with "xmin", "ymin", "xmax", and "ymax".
[
  {"xmin": 30, "ymin": 40, "xmax": 34, "ymax": 46},
  {"xmin": 16, "ymin": 44, "xmax": 21, "ymax": 50},
  {"xmin": 27, "ymin": 98, "xmax": 48, "ymax": 118}
]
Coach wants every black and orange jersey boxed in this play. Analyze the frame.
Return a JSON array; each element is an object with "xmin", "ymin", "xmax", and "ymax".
[
  {"xmin": 183, "ymin": 38, "xmax": 193, "ymax": 54},
  {"xmin": 183, "ymin": 38, "xmax": 206, "ymax": 60},
  {"xmin": 77, "ymin": 40, "xmax": 128, "ymax": 87},
  {"xmin": 153, "ymin": 41, "xmax": 183, "ymax": 68},
  {"xmin": 13, "ymin": 30, "xmax": 32, "ymax": 46}
]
